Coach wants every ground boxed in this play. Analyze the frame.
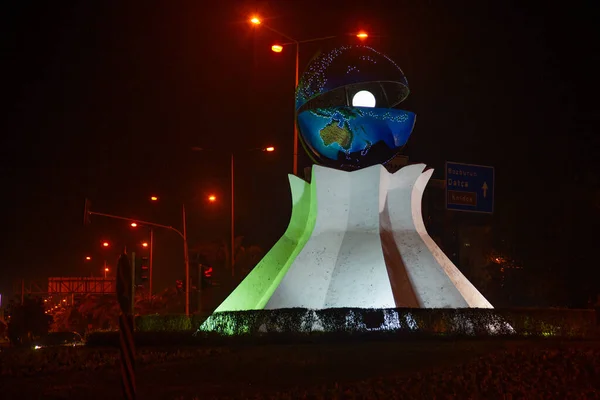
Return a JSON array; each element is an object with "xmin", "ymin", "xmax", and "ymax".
[{"xmin": 1, "ymin": 339, "xmax": 599, "ymax": 399}]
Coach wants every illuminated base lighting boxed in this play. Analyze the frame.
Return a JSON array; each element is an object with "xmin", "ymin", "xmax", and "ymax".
[
  {"xmin": 209, "ymin": 164, "xmax": 493, "ymax": 315},
  {"xmin": 199, "ymin": 308, "xmax": 515, "ymax": 336}
]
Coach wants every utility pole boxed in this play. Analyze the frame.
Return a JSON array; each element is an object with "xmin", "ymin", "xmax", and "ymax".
[
  {"xmin": 149, "ymin": 228, "xmax": 154, "ymax": 300},
  {"xmin": 231, "ymin": 153, "xmax": 235, "ymax": 278},
  {"xmin": 130, "ymin": 251, "xmax": 136, "ymax": 315},
  {"xmin": 182, "ymin": 204, "xmax": 190, "ymax": 317},
  {"xmin": 21, "ymin": 279, "xmax": 24, "ymax": 305},
  {"xmin": 84, "ymin": 202, "xmax": 191, "ymax": 316},
  {"xmin": 293, "ymin": 40, "xmax": 299, "ymax": 176},
  {"xmin": 197, "ymin": 263, "xmax": 202, "ymax": 315}
]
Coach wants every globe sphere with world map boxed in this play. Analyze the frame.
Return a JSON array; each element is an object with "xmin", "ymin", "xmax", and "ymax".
[{"xmin": 296, "ymin": 45, "xmax": 416, "ymax": 170}]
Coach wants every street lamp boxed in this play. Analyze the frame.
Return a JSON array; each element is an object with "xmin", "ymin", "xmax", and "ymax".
[
  {"xmin": 102, "ymin": 241, "xmax": 109, "ymax": 247},
  {"xmin": 250, "ymin": 16, "xmax": 345, "ymax": 176},
  {"xmin": 130, "ymin": 220, "xmax": 154, "ymax": 299},
  {"xmin": 85, "ymin": 256, "xmax": 91, "ymax": 261},
  {"xmin": 147, "ymin": 197, "xmax": 188, "ymax": 315},
  {"xmin": 208, "ymin": 194, "xmax": 217, "ymax": 203},
  {"xmin": 104, "ymin": 267, "xmax": 109, "ymax": 279},
  {"xmin": 250, "ymin": 17, "xmax": 302, "ymax": 176},
  {"xmin": 86, "ymin": 201, "xmax": 188, "ymax": 313},
  {"xmin": 191, "ymin": 146, "xmax": 275, "ymax": 278}
]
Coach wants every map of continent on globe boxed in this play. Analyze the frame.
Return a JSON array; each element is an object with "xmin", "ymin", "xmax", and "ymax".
[
  {"xmin": 294, "ymin": 45, "xmax": 415, "ymax": 169},
  {"xmin": 297, "ymin": 105, "xmax": 415, "ymax": 169},
  {"xmin": 319, "ymin": 120, "xmax": 353, "ymax": 150}
]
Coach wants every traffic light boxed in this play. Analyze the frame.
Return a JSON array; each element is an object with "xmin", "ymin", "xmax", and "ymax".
[
  {"xmin": 135, "ymin": 256, "xmax": 149, "ymax": 288},
  {"xmin": 175, "ymin": 279, "xmax": 183, "ymax": 293},
  {"xmin": 200, "ymin": 264, "xmax": 213, "ymax": 288}
]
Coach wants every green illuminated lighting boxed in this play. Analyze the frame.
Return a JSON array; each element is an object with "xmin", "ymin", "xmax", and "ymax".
[{"xmin": 209, "ymin": 174, "xmax": 317, "ymax": 313}]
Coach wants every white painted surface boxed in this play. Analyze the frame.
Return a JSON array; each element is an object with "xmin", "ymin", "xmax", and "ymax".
[
  {"xmin": 411, "ymin": 169, "xmax": 493, "ymax": 308},
  {"xmin": 265, "ymin": 165, "xmax": 395, "ymax": 309},
  {"xmin": 265, "ymin": 163, "xmax": 493, "ymax": 310}
]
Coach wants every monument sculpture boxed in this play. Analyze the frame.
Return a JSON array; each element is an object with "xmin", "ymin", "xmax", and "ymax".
[{"xmin": 206, "ymin": 45, "xmax": 493, "ymax": 315}]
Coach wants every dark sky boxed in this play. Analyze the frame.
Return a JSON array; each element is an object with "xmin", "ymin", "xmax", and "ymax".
[{"xmin": 1, "ymin": 1, "xmax": 598, "ymax": 304}]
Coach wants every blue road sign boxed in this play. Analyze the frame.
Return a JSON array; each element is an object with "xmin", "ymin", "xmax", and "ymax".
[{"xmin": 445, "ymin": 161, "xmax": 494, "ymax": 214}]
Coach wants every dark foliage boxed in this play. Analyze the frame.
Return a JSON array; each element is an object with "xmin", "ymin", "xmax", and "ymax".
[
  {"xmin": 199, "ymin": 307, "xmax": 598, "ymax": 339},
  {"xmin": 282, "ymin": 347, "xmax": 600, "ymax": 399},
  {"xmin": 6, "ymin": 297, "xmax": 52, "ymax": 345},
  {"xmin": 82, "ymin": 307, "xmax": 597, "ymax": 348},
  {"xmin": 0, "ymin": 345, "xmax": 225, "ymax": 378}
]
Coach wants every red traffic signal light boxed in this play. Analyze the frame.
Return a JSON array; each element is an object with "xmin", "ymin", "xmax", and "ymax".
[
  {"xmin": 140, "ymin": 256, "xmax": 149, "ymax": 281},
  {"xmin": 203, "ymin": 266, "xmax": 213, "ymax": 279}
]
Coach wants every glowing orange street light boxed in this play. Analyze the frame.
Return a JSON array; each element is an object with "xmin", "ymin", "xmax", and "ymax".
[
  {"xmin": 265, "ymin": 146, "xmax": 275, "ymax": 152},
  {"xmin": 271, "ymin": 44, "xmax": 283, "ymax": 53},
  {"xmin": 357, "ymin": 31, "xmax": 368, "ymax": 40},
  {"xmin": 142, "ymin": 242, "xmax": 149, "ymax": 248},
  {"xmin": 208, "ymin": 194, "xmax": 217, "ymax": 203},
  {"xmin": 150, "ymin": 196, "xmax": 158, "ymax": 201},
  {"xmin": 102, "ymin": 241, "xmax": 109, "ymax": 247},
  {"xmin": 131, "ymin": 222, "xmax": 138, "ymax": 227},
  {"xmin": 85, "ymin": 256, "xmax": 91, "ymax": 261},
  {"xmin": 250, "ymin": 16, "xmax": 261, "ymax": 25}
]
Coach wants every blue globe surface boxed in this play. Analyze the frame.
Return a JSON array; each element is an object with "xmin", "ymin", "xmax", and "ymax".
[{"xmin": 295, "ymin": 45, "xmax": 416, "ymax": 170}]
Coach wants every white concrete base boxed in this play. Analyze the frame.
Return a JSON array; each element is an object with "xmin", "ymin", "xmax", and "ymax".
[{"xmin": 265, "ymin": 163, "xmax": 492, "ymax": 310}]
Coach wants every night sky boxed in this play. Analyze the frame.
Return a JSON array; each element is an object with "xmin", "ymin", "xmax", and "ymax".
[{"xmin": 2, "ymin": 2, "xmax": 598, "ymax": 305}]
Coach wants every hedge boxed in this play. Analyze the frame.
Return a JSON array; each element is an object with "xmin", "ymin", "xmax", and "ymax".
[
  {"xmin": 197, "ymin": 307, "xmax": 598, "ymax": 338},
  {"xmin": 83, "ymin": 308, "xmax": 597, "ymax": 347}
]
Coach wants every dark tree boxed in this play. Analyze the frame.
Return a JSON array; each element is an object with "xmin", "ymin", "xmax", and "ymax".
[{"xmin": 7, "ymin": 296, "xmax": 52, "ymax": 345}]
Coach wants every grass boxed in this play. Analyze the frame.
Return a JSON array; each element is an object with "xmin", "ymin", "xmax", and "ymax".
[{"xmin": 1, "ymin": 337, "xmax": 599, "ymax": 398}]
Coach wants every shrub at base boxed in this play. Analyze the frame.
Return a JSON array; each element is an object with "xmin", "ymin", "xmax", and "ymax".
[{"xmin": 198, "ymin": 307, "xmax": 597, "ymax": 339}]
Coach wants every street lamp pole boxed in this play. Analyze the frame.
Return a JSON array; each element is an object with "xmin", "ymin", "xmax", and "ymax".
[
  {"xmin": 294, "ymin": 42, "xmax": 299, "ymax": 177},
  {"xmin": 149, "ymin": 227, "xmax": 154, "ymax": 299},
  {"xmin": 87, "ymin": 208, "xmax": 191, "ymax": 316},
  {"xmin": 190, "ymin": 146, "xmax": 274, "ymax": 282},
  {"xmin": 250, "ymin": 17, "xmax": 337, "ymax": 176},
  {"xmin": 182, "ymin": 204, "xmax": 190, "ymax": 317},
  {"xmin": 230, "ymin": 153, "xmax": 235, "ymax": 277}
]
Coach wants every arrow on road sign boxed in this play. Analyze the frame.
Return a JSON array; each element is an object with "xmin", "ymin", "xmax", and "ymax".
[{"xmin": 482, "ymin": 182, "xmax": 488, "ymax": 198}]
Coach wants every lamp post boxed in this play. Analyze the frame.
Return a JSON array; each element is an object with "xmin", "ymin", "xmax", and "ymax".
[
  {"xmin": 250, "ymin": 17, "xmax": 341, "ymax": 176},
  {"xmin": 88, "ymin": 207, "xmax": 191, "ymax": 316},
  {"xmin": 143, "ymin": 200, "xmax": 189, "ymax": 315},
  {"xmin": 135, "ymin": 222, "xmax": 154, "ymax": 300},
  {"xmin": 149, "ymin": 227, "xmax": 154, "ymax": 299},
  {"xmin": 182, "ymin": 204, "xmax": 190, "ymax": 315},
  {"xmin": 191, "ymin": 146, "xmax": 275, "ymax": 278},
  {"xmin": 230, "ymin": 152, "xmax": 234, "ymax": 276}
]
